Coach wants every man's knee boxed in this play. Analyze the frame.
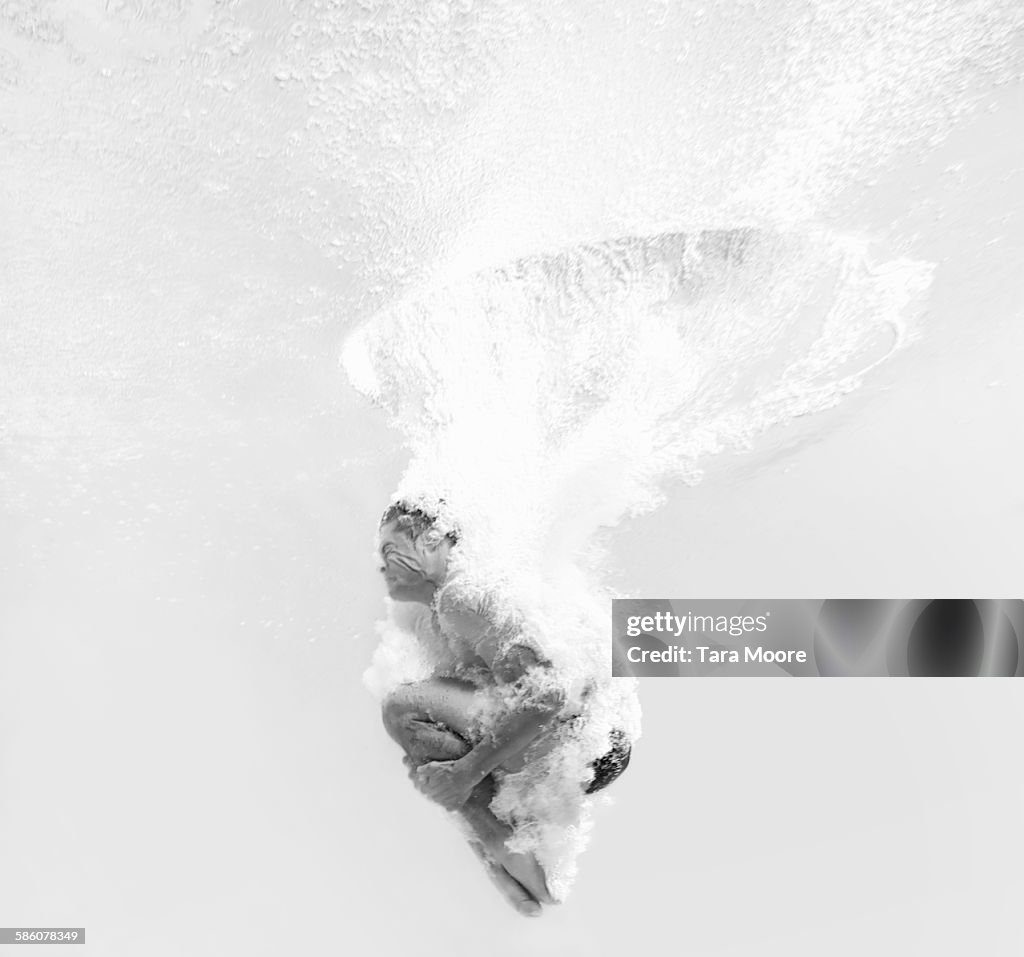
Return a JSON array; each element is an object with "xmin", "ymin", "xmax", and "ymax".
[{"xmin": 381, "ymin": 682, "xmax": 428, "ymax": 742}]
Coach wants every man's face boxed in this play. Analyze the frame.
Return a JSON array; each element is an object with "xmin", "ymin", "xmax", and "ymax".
[{"xmin": 378, "ymin": 520, "xmax": 442, "ymax": 603}]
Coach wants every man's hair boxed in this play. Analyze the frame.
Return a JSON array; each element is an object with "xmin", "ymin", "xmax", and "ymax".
[{"xmin": 379, "ymin": 501, "xmax": 460, "ymax": 546}]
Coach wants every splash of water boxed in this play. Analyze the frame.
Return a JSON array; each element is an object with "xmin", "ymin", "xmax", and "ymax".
[{"xmin": 346, "ymin": 228, "xmax": 933, "ymax": 552}]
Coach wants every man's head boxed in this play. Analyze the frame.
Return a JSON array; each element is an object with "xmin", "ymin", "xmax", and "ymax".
[{"xmin": 377, "ymin": 502, "xmax": 459, "ymax": 604}]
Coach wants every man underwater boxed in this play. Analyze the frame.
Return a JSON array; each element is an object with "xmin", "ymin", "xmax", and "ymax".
[{"xmin": 376, "ymin": 501, "xmax": 632, "ymax": 916}]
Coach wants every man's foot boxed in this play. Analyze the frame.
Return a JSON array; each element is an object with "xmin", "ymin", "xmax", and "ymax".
[
  {"xmin": 489, "ymin": 843, "xmax": 554, "ymax": 906},
  {"xmin": 469, "ymin": 842, "xmax": 543, "ymax": 917}
]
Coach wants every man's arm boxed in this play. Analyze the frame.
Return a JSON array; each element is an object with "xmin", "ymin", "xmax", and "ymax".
[
  {"xmin": 461, "ymin": 640, "xmax": 566, "ymax": 779},
  {"xmin": 414, "ymin": 635, "xmax": 567, "ymax": 810}
]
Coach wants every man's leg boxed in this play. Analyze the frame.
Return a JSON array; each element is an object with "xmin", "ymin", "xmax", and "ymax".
[{"xmin": 381, "ymin": 679, "xmax": 553, "ymax": 912}]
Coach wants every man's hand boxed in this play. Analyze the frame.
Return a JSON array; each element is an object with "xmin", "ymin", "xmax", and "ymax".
[{"xmin": 409, "ymin": 757, "xmax": 482, "ymax": 810}]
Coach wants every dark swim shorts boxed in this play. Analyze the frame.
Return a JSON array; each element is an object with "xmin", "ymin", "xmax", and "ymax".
[{"xmin": 585, "ymin": 729, "xmax": 632, "ymax": 794}]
